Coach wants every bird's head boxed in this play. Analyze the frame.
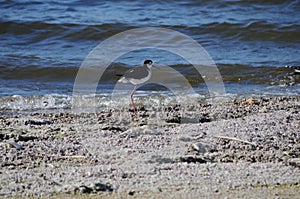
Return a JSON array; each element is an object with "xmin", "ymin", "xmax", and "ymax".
[{"xmin": 144, "ymin": 60, "xmax": 153, "ymax": 68}]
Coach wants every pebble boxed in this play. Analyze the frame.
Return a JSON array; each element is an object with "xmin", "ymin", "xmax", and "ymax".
[
  {"xmin": 25, "ymin": 119, "xmax": 53, "ymax": 125},
  {"xmin": 288, "ymin": 158, "xmax": 300, "ymax": 168},
  {"xmin": 0, "ymin": 96, "xmax": 299, "ymax": 197},
  {"xmin": 7, "ymin": 141, "xmax": 24, "ymax": 150},
  {"xmin": 187, "ymin": 142, "xmax": 210, "ymax": 154}
]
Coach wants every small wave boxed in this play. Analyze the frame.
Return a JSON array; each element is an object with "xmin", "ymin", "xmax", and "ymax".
[
  {"xmin": 0, "ymin": 20, "xmax": 135, "ymax": 43},
  {"xmin": 157, "ymin": 64, "xmax": 299, "ymax": 86},
  {"xmin": 181, "ymin": 0, "xmax": 297, "ymax": 6},
  {"xmin": 176, "ymin": 22, "xmax": 300, "ymax": 42},
  {"xmin": 0, "ymin": 65, "xmax": 78, "ymax": 82},
  {"xmin": 1, "ymin": 20, "xmax": 299, "ymax": 44},
  {"xmin": 218, "ymin": 64, "xmax": 299, "ymax": 86},
  {"xmin": 0, "ymin": 94, "xmax": 71, "ymax": 112},
  {"xmin": 0, "ymin": 63, "xmax": 298, "ymax": 87},
  {"xmin": 0, "ymin": 92, "xmax": 205, "ymax": 113}
]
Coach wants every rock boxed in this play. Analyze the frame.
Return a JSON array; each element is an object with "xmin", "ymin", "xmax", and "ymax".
[
  {"xmin": 178, "ymin": 136, "xmax": 192, "ymax": 142},
  {"xmin": 71, "ymin": 183, "xmax": 113, "ymax": 194},
  {"xmin": 198, "ymin": 118, "xmax": 211, "ymax": 123},
  {"xmin": 7, "ymin": 141, "xmax": 24, "ymax": 150},
  {"xmin": 17, "ymin": 135, "xmax": 37, "ymax": 142},
  {"xmin": 101, "ymin": 125, "xmax": 123, "ymax": 131},
  {"xmin": 177, "ymin": 156, "xmax": 207, "ymax": 164},
  {"xmin": 241, "ymin": 97, "xmax": 259, "ymax": 106},
  {"xmin": 187, "ymin": 143, "xmax": 210, "ymax": 154},
  {"xmin": 25, "ymin": 119, "xmax": 53, "ymax": 125},
  {"xmin": 78, "ymin": 185, "xmax": 93, "ymax": 194},
  {"xmin": 288, "ymin": 158, "xmax": 300, "ymax": 167},
  {"xmin": 165, "ymin": 115, "xmax": 181, "ymax": 124},
  {"xmin": 128, "ymin": 190, "xmax": 135, "ymax": 195},
  {"xmin": 92, "ymin": 182, "xmax": 113, "ymax": 192}
]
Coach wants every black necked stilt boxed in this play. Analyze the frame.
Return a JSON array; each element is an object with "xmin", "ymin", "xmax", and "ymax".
[{"xmin": 118, "ymin": 60, "xmax": 153, "ymax": 115}]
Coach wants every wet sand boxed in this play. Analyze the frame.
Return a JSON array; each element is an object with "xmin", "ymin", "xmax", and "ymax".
[{"xmin": 1, "ymin": 96, "xmax": 300, "ymax": 198}]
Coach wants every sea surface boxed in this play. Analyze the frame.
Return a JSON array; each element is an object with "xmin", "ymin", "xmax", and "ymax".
[{"xmin": 0, "ymin": 0, "xmax": 299, "ymax": 112}]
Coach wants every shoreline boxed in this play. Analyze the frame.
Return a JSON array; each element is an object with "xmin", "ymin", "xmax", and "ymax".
[{"xmin": 1, "ymin": 95, "xmax": 299, "ymax": 198}]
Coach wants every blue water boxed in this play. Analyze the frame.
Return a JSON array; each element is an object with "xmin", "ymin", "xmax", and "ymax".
[{"xmin": 0, "ymin": 0, "xmax": 299, "ymax": 111}]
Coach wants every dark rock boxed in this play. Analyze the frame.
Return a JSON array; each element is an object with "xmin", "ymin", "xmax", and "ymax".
[
  {"xmin": 18, "ymin": 135, "xmax": 37, "ymax": 142},
  {"xmin": 25, "ymin": 120, "xmax": 53, "ymax": 125},
  {"xmin": 8, "ymin": 141, "xmax": 24, "ymax": 150},
  {"xmin": 101, "ymin": 126, "xmax": 123, "ymax": 131},
  {"xmin": 93, "ymin": 183, "xmax": 113, "ymax": 192},
  {"xmin": 288, "ymin": 158, "xmax": 300, "ymax": 167},
  {"xmin": 199, "ymin": 118, "xmax": 211, "ymax": 123},
  {"xmin": 77, "ymin": 185, "xmax": 93, "ymax": 194},
  {"xmin": 177, "ymin": 156, "xmax": 207, "ymax": 164},
  {"xmin": 128, "ymin": 190, "xmax": 135, "ymax": 195},
  {"xmin": 71, "ymin": 183, "xmax": 113, "ymax": 194},
  {"xmin": 165, "ymin": 116, "xmax": 181, "ymax": 124}
]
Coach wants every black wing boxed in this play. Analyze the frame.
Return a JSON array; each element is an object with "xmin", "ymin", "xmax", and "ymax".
[{"xmin": 124, "ymin": 66, "xmax": 149, "ymax": 80}]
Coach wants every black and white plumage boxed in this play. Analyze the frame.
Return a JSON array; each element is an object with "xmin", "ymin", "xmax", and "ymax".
[
  {"xmin": 285, "ymin": 65, "xmax": 300, "ymax": 73},
  {"xmin": 118, "ymin": 60, "xmax": 153, "ymax": 85},
  {"xmin": 118, "ymin": 60, "xmax": 153, "ymax": 115}
]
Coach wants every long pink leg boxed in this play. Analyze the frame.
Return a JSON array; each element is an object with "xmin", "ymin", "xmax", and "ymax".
[{"xmin": 130, "ymin": 85, "xmax": 138, "ymax": 116}]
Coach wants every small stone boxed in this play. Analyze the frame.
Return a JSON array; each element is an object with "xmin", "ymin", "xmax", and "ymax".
[
  {"xmin": 78, "ymin": 185, "xmax": 93, "ymax": 194},
  {"xmin": 241, "ymin": 97, "xmax": 259, "ymax": 106},
  {"xmin": 177, "ymin": 156, "xmax": 207, "ymax": 164},
  {"xmin": 101, "ymin": 125, "xmax": 123, "ymax": 131},
  {"xmin": 128, "ymin": 190, "xmax": 135, "ymax": 195},
  {"xmin": 121, "ymin": 173, "xmax": 128, "ymax": 179},
  {"xmin": 7, "ymin": 141, "xmax": 24, "ymax": 150},
  {"xmin": 199, "ymin": 118, "xmax": 211, "ymax": 123},
  {"xmin": 18, "ymin": 135, "xmax": 37, "ymax": 142},
  {"xmin": 187, "ymin": 142, "xmax": 210, "ymax": 154},
  {"xmin": 288, "ymin": 158, "xmax": 300, "ymax": 167},
  {"xmin": 178, "ymin": 136, "xmax": 192, "ymax": 142},
  {"xmin": 25, "ymin": 119, "xmax": 53, "ymax": 125},
  {"xmin": 92, "ymin": 183, "xmax": 113, "ymax": 192}
]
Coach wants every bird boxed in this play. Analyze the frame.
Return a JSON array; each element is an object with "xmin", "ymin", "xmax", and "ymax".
[
  {"xmin": 285, "ymin": 65, "xmax": 300, "ymax": 74},
  {"xmin": 118, "ymin": 60, "xmax": 153, "ymax": 116}
]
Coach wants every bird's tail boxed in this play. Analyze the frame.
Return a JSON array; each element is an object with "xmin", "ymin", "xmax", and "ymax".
[{"xmin": 118, "ymin": 76, "xmax": 130, "ymax": 83}]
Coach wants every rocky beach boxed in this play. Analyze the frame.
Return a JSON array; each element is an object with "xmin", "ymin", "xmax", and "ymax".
[
  {"xmin": 1, "ymin": 96, "xmax": 299, "ymax": 198},
  {"xmin": 1, "ymin": 0, "xmax": 300, "ymax": 198}
]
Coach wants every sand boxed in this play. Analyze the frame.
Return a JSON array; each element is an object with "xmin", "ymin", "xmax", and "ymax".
[{"xmin": 0, "ymin": 96, "xmax": 299, "ymax": 198}]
